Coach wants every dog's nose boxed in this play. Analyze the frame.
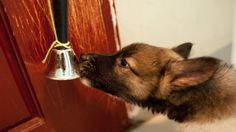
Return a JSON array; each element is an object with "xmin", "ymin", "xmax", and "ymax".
[{"xmin": 80, "ymin": 54, "xmax": 94, "ymax": 62}]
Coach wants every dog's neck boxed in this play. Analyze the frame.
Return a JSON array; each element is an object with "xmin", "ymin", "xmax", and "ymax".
[{"xmin": 136, "ymin": 64, "xmax": 236, "ymax": 123}]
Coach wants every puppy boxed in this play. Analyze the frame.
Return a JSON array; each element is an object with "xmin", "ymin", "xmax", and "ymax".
[{"xmin": 78, "ymin": 43, "xmax": 236, "ymax": 132}]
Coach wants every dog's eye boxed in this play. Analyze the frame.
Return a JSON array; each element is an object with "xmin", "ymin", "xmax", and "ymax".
[{"xmin": 119, "ymin": 59, "xmax": 129, "ymax": 68}]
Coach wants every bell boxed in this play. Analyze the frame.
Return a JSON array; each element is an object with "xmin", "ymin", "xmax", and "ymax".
[{"xmin": 45, "ymin": 48, "xmax": 80, "ymax": 80}]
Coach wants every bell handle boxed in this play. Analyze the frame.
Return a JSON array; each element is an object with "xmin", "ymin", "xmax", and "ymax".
[{"xmin": 53, "ymin": 0, "xmax": 68, "ymax": 43}]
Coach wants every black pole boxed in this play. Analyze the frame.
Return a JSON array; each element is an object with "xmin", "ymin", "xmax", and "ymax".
[{"xmin": 53, "ymin": 0, "xmax": 68, "ymax": 43}]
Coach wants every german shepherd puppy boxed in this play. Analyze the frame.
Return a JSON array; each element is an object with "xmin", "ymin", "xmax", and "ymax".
[{"xmin": 78, "ymin": 43, "xmax": 236, "ymax": 132}]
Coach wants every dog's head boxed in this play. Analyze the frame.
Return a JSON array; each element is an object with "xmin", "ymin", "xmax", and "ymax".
[{"xmin": 78, "ymin": 43, "xmax": 219, "ymax": 103}]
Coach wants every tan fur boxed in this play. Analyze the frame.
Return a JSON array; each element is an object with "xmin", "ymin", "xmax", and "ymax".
[
  {"xmin": 78, "ymin": 43, "xmax": 236, "ymax": 131},
  {"xmin": 113, "ymin": 44, "xmax": 182, "ymax": 99},
  {"xmin": 192, "ymin": 65, "xmax": 236, "ymax": 122}
]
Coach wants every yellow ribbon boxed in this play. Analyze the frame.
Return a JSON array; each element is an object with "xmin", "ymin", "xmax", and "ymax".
[
  {"xmin": 42, "ymin": 0, "xmax": 71, "ymax": 63},
  {"xmin": 42, "ymin": 40, "xmax": 71, "ymax": 63}
]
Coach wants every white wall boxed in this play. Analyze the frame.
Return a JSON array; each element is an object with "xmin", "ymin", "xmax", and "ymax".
[
  {"xmin": 115, "ymin": 0, "xmax": 234, "ymax": 60},
  {"xmin": 232, "ymin": 0, "xmax": 236, "ymax": 65}
]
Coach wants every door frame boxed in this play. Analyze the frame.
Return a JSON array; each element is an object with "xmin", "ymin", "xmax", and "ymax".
[{"xmin": 0, "ymin": 2, "xmax": 47, "ymax": 130}]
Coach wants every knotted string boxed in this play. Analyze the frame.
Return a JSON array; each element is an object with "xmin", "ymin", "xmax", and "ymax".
[
  {"xmin": 42, "ymin": 0, "xmax": 71, "ymax": 63},
  {"xmin": 42, "ymin": 40, "xmax": 71, "ymax": 63}
]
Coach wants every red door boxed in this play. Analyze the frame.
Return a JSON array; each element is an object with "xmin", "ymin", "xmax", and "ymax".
[{"xmin": 0, "ymin": 0, "xmax": 128, "ymax": 131}]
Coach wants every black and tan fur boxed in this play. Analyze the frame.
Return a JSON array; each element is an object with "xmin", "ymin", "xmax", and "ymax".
[{"xmin": 78, "ymin": 43, "xmax": 236, "ymax": 131}]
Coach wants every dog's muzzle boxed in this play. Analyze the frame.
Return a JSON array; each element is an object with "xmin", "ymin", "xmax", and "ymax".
[
  {"xmin": 78, "ymin": 54, "xmax": 97, "ymax": 77},
  {"xmin": 80, "ymin": 54, "xmax": 96, "ymax": 62}
]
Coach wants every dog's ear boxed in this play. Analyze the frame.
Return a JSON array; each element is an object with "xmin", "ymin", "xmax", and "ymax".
[
  {"xmin": 172, "ymin": 42, "xmax": 193, "ymax": 59},
  {"xmin": 166, "ymin": 57, "xmax": 220, "ymax": 89}
]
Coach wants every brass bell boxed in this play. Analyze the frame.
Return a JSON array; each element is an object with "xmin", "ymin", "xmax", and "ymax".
[{"xmin": 45, "ymin": 48, "xmax": 80, "ymax": 80}]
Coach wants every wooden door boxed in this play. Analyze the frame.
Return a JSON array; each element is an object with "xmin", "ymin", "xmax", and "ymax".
[{"xmin": 0, "ymin": 0, "xmax": 128, "ymax": 131}]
